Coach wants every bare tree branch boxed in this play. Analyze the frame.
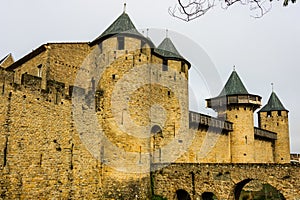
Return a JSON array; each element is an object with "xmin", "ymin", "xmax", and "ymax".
[
  {"xmin": 170, "ymin": 0, "xmax": 295, "ymax": 21},
  {"xmin": 169, "ymin": 0, "xmax": 215, "ymax": 21}
]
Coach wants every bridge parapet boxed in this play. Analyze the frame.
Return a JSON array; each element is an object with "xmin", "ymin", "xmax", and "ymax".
[{"xmin": 151, "ymin": 163, "xmax": 300, "ymax": 200}]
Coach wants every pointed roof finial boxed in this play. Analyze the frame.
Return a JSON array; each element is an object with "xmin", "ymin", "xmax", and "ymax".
[
  {"xmin": 146, "ymin": 28, "xmax": 149, "ymax": 38},
  {"xmin": 123, "ymin": 3, "xmax": 127, "ymax": 13},
  {"xmin": 271, "ymin": 82, "xmax": 274, "ymax": 92},
  {"xmin": 166, "ymin": 29, "xmax": 169, "ymax": 38},
  {"xmin": 233, "ymin": 65, "xmax": 236, "ymax": 71}
]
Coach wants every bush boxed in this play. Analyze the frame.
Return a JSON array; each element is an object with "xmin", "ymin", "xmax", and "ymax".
[{"xmin": 151, "ymin": 194, "xmax": 167, "ymax": 200}]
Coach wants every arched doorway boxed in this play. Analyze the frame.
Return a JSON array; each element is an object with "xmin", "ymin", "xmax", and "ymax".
[
  {"xmin": 234, "ymin": 179, "xmax": 285, "ymax": 200},
  {"xmin": 151, "ymin": 125, "xmax": 162, "ymax": 135},
  {"xmin": 175, "ymin": 189, "xmax": 191, "ymax": 200},
  {"xmin": 202, "ymin": 192, "xmax": 218, "ymax": 200}
]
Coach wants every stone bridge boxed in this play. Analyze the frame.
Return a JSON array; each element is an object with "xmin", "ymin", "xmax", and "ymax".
[{"xmin": 151, "ymin": 163, "xmax": 300, "ymax": 200}]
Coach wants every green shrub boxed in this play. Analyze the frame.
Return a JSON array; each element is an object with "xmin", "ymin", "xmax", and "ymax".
[{"xmin": 151, "ymin": 194, "xmax": 167, "ymax": 200}]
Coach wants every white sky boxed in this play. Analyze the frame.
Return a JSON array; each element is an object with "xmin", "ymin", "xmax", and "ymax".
[{"xmin": 1, "ymin": 0, "xmax": 299, "ymax": 152}]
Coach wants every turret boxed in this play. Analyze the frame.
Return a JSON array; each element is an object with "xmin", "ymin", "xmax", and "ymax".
[
  {"xmin": 149, "ymin": 36, "xmax": 191, "ymax": 163},
  {"xmin": 154, "ymin": 35, "xmax": 190, "ymax": 78},
  {"xmin": 89, "ymin": 7, "xmax": 154, "ymax": 57},
  {"xmin": 206, "ymin": 70, "xmax": 261, "ymax": 163},
  {"xmin": 258, "ymin": 91, "xmax": 290, "ymax": 163}
]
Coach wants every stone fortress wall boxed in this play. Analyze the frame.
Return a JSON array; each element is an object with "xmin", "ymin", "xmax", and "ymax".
[{"xmin": 0, "ymin": 10, "xmax": 293, "ymax": 199}]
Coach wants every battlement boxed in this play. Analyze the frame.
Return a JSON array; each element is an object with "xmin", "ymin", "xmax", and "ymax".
[
  {"xmin": 254, "ymin": 127, "xmax": 277, "ymax": 140},
  {"xmin": 189, "ymin": 111, "xmax": 233, "ymax": 132},
  {"xmin": 207, "ymin": 94, "xmax": 262, "ymax": 110},
  {"xmin": 21, "ymin": 73, "xmax": 42, "ymax": 90}
]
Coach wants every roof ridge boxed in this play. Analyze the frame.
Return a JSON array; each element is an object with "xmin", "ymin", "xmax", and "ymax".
[{"xmin": 0, "ymin": 54, "xmax": 10, "ymax": 65}]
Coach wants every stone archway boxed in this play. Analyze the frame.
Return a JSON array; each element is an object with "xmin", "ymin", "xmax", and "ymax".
[
  {"xmin": 234, "ymin": 179, "xmax": 285, "ymax": 200},
  {"xmin": 202, "ymin": 192, "xmax": 218, "ymax": 200},
  {"xmin": 175, "ymin": 189, "xmax": 191, "ymax": 200}
]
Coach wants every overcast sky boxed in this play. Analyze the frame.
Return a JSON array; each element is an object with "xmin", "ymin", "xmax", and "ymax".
[{"xmin": 1, "ymin": 0, "xmax": 299, "ymax": 152}]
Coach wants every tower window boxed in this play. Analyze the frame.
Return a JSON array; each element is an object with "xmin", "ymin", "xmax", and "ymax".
[
  {"xmin": 117, "ymin": 36, "xmax": 125, "ymax": 50},
  {"xmin": 278, "ymin": 111, "xmax": 282, "ymax": 116},
  {"xmin": 99, "ymin": 42, "xmax": 103, "ymax": 53},
  {"xmin": 141, "ymin": 40, "xmax": 146, "ymax": 53},
  {"xmin": 37, "ymin": 64, "xmax": 42, "ymax": 77},
  {"xmin": 162, "ymin": 59, "xmax": 168, "ymax": 71},
  {"xmin": 151, "ymin": 125, "xmax": 162, "ymax": 136},
  {"xmin": 267, "ymin": 111, "xmax": 271, "ymax": 117},
  {"xmin": 167, "ymin": 91, "xmax": 171, "ymax": 96},
  {"xmin": 181, "ymin": 62, "xmax": 185, "ymax": 73},
  {"xmin": 91, "ymin": 78, "xmax": 95, "ymax": 91}
]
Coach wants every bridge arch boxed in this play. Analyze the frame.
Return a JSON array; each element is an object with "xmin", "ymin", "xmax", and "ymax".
[
  {"xmin": 201, "ymin": 191, "xmax": 218, "ymax": 200},
  {"xmin": 233, "ymin": 178, "xmax": 286, "ymax": 200},
  {"xmin": 175, "ymin": 189, "xmax": 191, "ymax": 200}
]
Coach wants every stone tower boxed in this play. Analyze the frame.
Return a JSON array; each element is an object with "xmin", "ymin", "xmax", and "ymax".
[
  {"xmin": 206, "ymin": 70, "xmax": 261, "ymax": 163},
  {"xmin": 86, "ymin": 9, "xmax": 191, "ymax": 173},
  {"xmin": 258, "ymin": 91, "xmax": 290, "ymax": 163}
]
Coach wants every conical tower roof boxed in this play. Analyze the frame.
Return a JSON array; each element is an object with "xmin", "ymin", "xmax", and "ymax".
[
  {"xmin": 154, "ymin": 37, "xmax": 183, "ymax": 60},
  {"xmin": 91, "ymin": 11, "xmax": 143, "ymax": 45},
  {"xmin": 218, "ymin": 70, "xmax": 249, "ymax": 96},
  {"xmin": 259, "ymin": 92, "xmax": 288, "ymax": 112}
]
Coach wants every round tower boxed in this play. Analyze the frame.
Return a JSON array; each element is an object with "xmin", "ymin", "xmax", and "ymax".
[
  {"xmin": 88, "ymin": 8, "xmax": 191, "ymax": 168},
  {"xmin": 206, "ymin": 70, "xmax": 261, "ymax": 163},
  {"xmin": 258, "ymin": 91, "xmax": 290, "ymax": 163},
  {"xmin": 81, "ymin": 8, "xmax": 191, "ymax": 198},
  {"xmin": 150, "ymin": 35, "xmax": 191, "ymax": 163}
]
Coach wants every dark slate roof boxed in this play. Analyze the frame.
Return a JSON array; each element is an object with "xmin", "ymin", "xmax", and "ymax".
[
  {"xmin": 154, "ymin": 37, "xmax": 183, "ymax": 60},
  {"xmin": 0, "ymin": 54, "xmax": 9, "ymax": 65},
  {"xmin": 259, "ymin": 92, "xmax": 288, "ymax": 112},
  {"xmin": 91, "ymin": 12, "xmax": 143, "ymax": 45},
  {"xmin": 6, "ymin": 45, "xmax": 47, "ymax": 71},
  {"xmin": 218, "ymin": 70, "xmax": 249, "ymax": 96}
]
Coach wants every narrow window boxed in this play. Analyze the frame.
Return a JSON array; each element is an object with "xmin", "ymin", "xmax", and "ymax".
[
  {"xmin": 267, "ymin": 111, "xmax": 271, "ymax": 117},
  {"xmin": 37, "ymin": 64, "xmax": 42, "ymax": 77},
  {"xmin": 117, "ymin": 36, "xmax": 125, "ymax": 50},
  {"xmin": 159, "ymin": 148, "xmax": 162, "ymax": 162},
  {"xmin": 141, "ymin": 40, "xmax": 146, "ymax": 53},
  {"xmin": 3, "ymin": 137, "xmax": 8, "ymax": 167},
  {"xmin": 99, "ymin": 42, "xmax": 103, "ymax": 53},
  {"xmin": 91, "ymin": 78, "xmax": 95, "ymax": 91},
  {"xmin": 181, "ymin": 62, "xmax": 185, "ymax": 73},
  {"xmin": 54, "ymin": 91, "xmax": 59, "ymax": 105},
  {"xmin": 278, "ymin": 111, "xmax": 282, "ymax": 116},
  {"xmin": 162, "ymin": 59, "xmax": 168, "ymax": 71},
  {"xmin": 167, "ymin": 91, "xmax": 171, "ymax": 97}
]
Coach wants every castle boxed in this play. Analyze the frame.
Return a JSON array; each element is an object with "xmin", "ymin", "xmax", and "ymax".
[{"xmin": 0, "ymin": 9, "xmax": 291, "ymax": 199}]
